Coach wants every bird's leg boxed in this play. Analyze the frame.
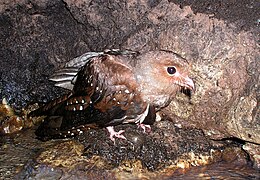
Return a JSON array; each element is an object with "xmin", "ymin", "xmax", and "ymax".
[
  {"xmin": 106, "ymin": 126, "xmax": 126, "ymax": 142},
  {"xmin": 137, "ymin": 124, "xmax": 151, "ymax": 133}
]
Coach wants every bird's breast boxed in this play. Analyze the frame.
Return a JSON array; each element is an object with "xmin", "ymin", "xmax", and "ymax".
[{"xmin": 141, "ymin": 94, "xmax": 171, "ymax": 110}]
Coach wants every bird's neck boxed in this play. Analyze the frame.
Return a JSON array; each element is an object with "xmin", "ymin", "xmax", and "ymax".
[
  {"xmin": 134, "ymin": 64, "xmax": 176, "ymax": 109},
  {"xmin": 141, "ymin": 93, "xmax": 172, "ymax": 110},
  {"xmin": 135, "ymin": 77, "xmax": 172, "ymax": 109}
]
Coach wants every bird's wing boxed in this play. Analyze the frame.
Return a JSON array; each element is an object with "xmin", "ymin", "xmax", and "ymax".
[
  {"xmin": 49, "ymin": 51, "xmax": 104, "ymax": 91},
  {"xmin": 64, "ymin": 53, "xmax": 151, "ymax": 127},
  {"xmin": 49, "ymin": 49, "xmax": 139, "ymax": 91},
  {"xmin": 33, "ymin": 53, "xmax": 156, "ymax": 139}
]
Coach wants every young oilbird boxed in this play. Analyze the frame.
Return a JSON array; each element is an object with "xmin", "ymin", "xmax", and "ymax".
[{"xmin": 30, "ymin": 49, "xmax": 195, "ymax": 142}]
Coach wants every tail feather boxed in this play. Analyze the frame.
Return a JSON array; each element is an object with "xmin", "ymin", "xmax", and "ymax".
[{"xmin": 29, "ymin": 93, "xmax": 72, "ymax": 117}]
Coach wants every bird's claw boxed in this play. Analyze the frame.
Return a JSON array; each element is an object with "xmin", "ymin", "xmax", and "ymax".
[
  {"xmin": 106, "ymin": 126, "xmax": 126, "ymax": 143},
  {"xmin": 138, "ymin": 124, "xmax": 151, "ymax": 133}
]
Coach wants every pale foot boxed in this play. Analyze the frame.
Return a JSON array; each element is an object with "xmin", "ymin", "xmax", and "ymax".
[
  {"xmin": 137, "ymin": 123, "xmax": 151, "ymax": 133},
  {"xmin": 106, "ymin": 126, "xmax": 126, "ymax": 143}
]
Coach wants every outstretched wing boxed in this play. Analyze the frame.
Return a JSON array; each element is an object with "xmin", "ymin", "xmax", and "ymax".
[
  {"xmin": 49, "ymin": 51, "xmax": 103, "ymax": 91},
  {"xmin": 49, "ymin": 49, "xmax": 139, "ymax": 91}
]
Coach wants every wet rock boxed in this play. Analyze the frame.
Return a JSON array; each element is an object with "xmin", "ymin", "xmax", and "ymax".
[
  {"xmin": 73, "ymin": 121, "xmax": 237, "ymax": 171},
  {"xmin": 243, "ymin": 143, "xmax": 260, "ymax": 169},
  {"xmin": 0, "ymin": 0, "xmax": 259, "ymax": 172},
  {"xmin": 14, "ymin": 124, "xmax": 258, "ymax": 179},
  {"xmin": 0, "ymin": 98, "xmax": 43, "ymax": 134},
  {"xmin": 0, "ymin": 98, "xmax": 24, "ymax": 134},
  {"xmin": 18, "ymin": 162, "xmax": 63, "ymax": 180},
  {"xmin": 17, "ymin": 140, "xmax": 116, "ymax": 179}
]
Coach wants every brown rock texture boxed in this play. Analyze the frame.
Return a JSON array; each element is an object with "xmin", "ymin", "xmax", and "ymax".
[
  {"xmin": 60, "ymin": 0, "xmax": 259, "ymax": 147},
  {"xmin": 0, "ymin": 0, "xmax": 259, "ymax": 168}
]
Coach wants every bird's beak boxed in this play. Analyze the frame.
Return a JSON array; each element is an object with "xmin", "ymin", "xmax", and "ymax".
[{"xmin": 182, "ymin": 76, "xmax": 195, "ymax": 91}]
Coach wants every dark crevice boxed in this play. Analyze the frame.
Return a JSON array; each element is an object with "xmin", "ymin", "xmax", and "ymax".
[
  {"xmin": 213, "ymin": 136, "xmax": 260, "ymax": 146},
  {"xmin": 220, "ymin": 137, "xmax": 246, "ymax": 145},
  {"xmin": 60, "ymin": 0, "xmax": 84, "ymax": 27}
]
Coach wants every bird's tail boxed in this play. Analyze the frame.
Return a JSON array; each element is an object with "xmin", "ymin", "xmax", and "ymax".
[{"xmin": 29, "ymin": 93, "xmax": 72, "ymax": 117}]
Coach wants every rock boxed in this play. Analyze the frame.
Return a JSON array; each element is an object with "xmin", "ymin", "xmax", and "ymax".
[{"xmin": 0, "ymin": 0, "xmax": 259, "ymax": 167}]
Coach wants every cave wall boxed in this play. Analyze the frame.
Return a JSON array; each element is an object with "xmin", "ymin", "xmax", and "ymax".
[{"xmin": 0, "ymin": 0, "xmax": 259, "ymax": 146}]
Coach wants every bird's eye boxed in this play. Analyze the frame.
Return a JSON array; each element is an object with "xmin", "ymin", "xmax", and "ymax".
[{"xmin": 167, "ymin": 66, "xmax": 176, "ymax": 75}]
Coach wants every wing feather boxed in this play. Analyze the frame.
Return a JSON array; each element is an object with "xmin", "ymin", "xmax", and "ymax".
[
  {"xmin": 33, "ymin": 50, "xmax": 156, "ymax": 140},
  {"xmin": 49, "ymin": 50, "xmax": 139, "ymax": 91}
]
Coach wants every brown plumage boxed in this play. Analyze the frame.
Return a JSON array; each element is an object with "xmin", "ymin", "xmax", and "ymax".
[{"xmin": 30, "ymin": 49, "xmax": 194, "ymax": 141}]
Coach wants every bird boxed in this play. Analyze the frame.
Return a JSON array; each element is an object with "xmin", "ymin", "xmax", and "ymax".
[{"xmin": 30, "ymin": 49, "xmax": 195, "ymax": 142}]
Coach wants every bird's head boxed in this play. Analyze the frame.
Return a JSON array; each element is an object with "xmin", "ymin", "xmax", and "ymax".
[{"xmin": 135, "ymin": 50, "xmax": 195, "ymax": 107}]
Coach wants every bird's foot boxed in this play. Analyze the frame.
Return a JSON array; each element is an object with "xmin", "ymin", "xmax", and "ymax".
[
  {"xmin": 106, "ymin": 126, "xmax": 126, "ymax": 143},
  {"xmin": 137, "ymin": 123, "xmax": 151, "ymax": 133}
]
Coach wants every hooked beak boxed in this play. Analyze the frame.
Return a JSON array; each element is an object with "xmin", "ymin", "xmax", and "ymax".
[
  {"xmin": 176, "ymin": 76, "xmax": 195, "ymax": 91},
  {"xmin": 183, "ymin": 77, "xmax": 195, "ymax": 91}
]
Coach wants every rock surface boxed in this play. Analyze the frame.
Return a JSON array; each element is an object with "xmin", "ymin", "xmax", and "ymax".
[{"xmin": 0, "ymin": 0, "xmax": 259, "ymax": 171}]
